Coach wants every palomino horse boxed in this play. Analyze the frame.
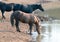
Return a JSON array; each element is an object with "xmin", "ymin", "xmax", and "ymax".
[
  {"xmin": 0, "ymin": 2, "xmax": 44, "ymax": 19},
  {"xmin": 10, "ymin": 11, "xmax": 41, "ymax": 35}
]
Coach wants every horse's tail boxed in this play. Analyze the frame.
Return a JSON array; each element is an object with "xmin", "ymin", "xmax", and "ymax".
[{"xmin": 10, "ymin": 13, "xmax": 14, "ymax": 26}]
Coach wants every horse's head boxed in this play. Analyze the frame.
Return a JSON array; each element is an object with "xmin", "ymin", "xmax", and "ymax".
[
  {"xmin": 37, "ymin": 4, "xmax": 44, "ymax": 12},
  {"xmin": 32, "ymin": 4, "xmax": 44, "ymax": 12}
]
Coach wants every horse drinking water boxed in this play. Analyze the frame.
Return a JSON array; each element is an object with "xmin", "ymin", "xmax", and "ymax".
[
  {"xmin": 10, "ymin": 11, "xmax": 41, "ymax": 35},
  {"xmin": 0, "ymin": 2, "xmax": 44, "ymax": 19}
]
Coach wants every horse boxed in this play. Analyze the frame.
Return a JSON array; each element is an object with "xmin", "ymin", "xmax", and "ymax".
[
  {"xmin": 13, "ymin": 3, "xmax": 44, "ymax": 13},
  {"xmin": 0, "ymin": 2, "xmax": 44, "ymax": 19},
  {"xmin": 10, "ymin": 11, "xmax": 41, "ymax": 35},
  {"xmin": 0, "ymin": 2, "xmax": 15, "ymax": 19}
]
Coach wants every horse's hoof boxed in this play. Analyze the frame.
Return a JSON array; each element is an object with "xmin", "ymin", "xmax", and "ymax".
[
  {"xmin": 38, "ymin": 33, "xmax": 40, "ymax": 35},
  {"xmin": 17, "ymin": 30, "xmax": 21, "ymax": 32},
  {"xmin": 27, "ymin": 33, "xmax": 32, "ymax": 35}
]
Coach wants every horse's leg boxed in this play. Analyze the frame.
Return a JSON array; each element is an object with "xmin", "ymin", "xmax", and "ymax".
[
  {"xmin": 1, "ymin": 10, "xmax": 6, "ymax": 19},
  {"xmin": 35, "ymin": 23, "xmax": 40, "ymax": 35},
  {"xmin": 34, "ymin": 24, "xmax": 36, "ymax": 32},
  {"xmin": 15, "ymin": 20, "xmax": 21, "ymax": 32},
  {"xmin": 29, "ymin": 23, "xmax": 33, "ymax": 35}
]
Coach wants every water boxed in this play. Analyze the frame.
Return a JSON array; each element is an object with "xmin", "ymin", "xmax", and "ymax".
[
  {"xmin": 31, "ymin": 20, "xmax": 60, "ymax": 42},
  {"xmin": 35, "ymin": 8, "xmax": 60, "ymax": 19}
]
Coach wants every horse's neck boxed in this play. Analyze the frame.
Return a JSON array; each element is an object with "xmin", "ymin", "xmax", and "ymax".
[{"xmin": 32, "ymin": 5, "xmax": 38, "ymax": 11}]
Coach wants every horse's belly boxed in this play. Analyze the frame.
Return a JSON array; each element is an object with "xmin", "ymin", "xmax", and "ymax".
[
  {"xmin": 21, "ymin": 20, "xmax": 29, "ymax": 23},
  {"xmin": 6, "ymin": 7, "xmax": 12, "ymax": 11},
  {"xmin": 6, "ymin": 10, "xmax": 11, "ymax": 11},
  {"xmin": 20, "ymin": 19, "xmax": 29, "ymax": 23},
  {"xmin": 6, "ymin": 8, "xmax": 12, "ymax": 11}
]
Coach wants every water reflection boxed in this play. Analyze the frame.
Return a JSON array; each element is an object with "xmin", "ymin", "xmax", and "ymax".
[{"xmin": 31, "ymin": 20, "xmax": 60, "ymax": 42}]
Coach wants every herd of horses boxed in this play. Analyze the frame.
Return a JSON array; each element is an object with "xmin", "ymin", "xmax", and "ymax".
[
  {"xmin": 0, "ymin": 2, "xmax": 45, "ymax": 35},
  {"xmin": 0, "ymin": 2, "xmax": 44, "ymax": 19}
]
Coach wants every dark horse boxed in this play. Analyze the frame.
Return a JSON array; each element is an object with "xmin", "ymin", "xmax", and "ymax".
[
  {"xmin": 0, "ymin": 2, "xmax": 15, "ymax": 19},
  {"xmin": 0, "ymin": 2, "xmax": 44, "ymax": 19},
  {"xmin": 10, "ymin": 11, "xmax": 41, "ymax": 35}
]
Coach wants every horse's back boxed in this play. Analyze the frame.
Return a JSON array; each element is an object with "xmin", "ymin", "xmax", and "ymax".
[{"xmin": 20, "ymin": 11, "xmax": 40, "ymax": 23}]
